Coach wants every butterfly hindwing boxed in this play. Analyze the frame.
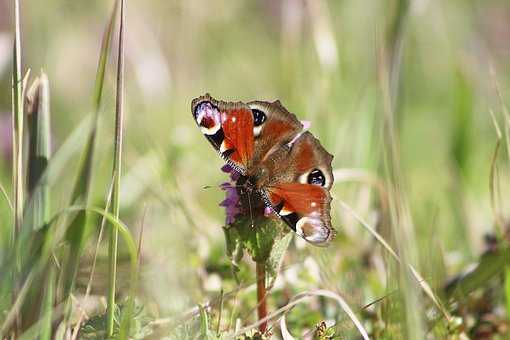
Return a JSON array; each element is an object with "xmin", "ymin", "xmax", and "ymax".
[
  {"xmin": 263, "ymin": 132, "xmax": 335, "ymax": 245},
  {"xmin": 266, "ymin": 183, "xmax": 334, "ymax": 245}
]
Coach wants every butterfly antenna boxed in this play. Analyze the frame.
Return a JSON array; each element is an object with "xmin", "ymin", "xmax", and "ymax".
[
  {"xmin": 203, "ymin": 184, "xmax": 246, "ymax": 190},
  {"xmin": 247, "ymin": 190, "xmax": 255, "ymax": 228}
]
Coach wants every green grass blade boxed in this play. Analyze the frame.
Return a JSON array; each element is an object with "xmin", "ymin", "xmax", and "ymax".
[
  {"xmin": 0, "ymin": 205, "xmax": 138, "ymax": 337},
  {"xmin": 11, "ymin": 0, "xmax": 23, "ymax": 241},
  {"xmin": 0, "ymin": 116, "xmax": 90, "ymax": 331},
  {"xmin": 17, "ymin": 72, "xmax": 53, "ymax": 331},
  {"xmin": 61, "ymin": 0, "xmax": 118, "ymax": 301},
  {"xmin": 199, "ymin": 304, "xmax": 210, "ymax": 338},
  {"xmin": 445, "ymin": 247, "xmax": 510, "ymax": 298},
  {"xmin": 26, "ymin": 73, "xmax": 51, "ymax": 230},
  {"xmin": 108, "ymin": 0, "xmax": 127, "ymax": 336},
  {"xmin": 38, "ymin": 265, "xmax": 55, "ymax": 340}
]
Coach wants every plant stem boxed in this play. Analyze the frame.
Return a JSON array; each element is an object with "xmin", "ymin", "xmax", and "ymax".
[
  {"xmin": 107, "ymin": 0, "xmax": 125, "ymax": 336},
  {"xmin": 12, "ymin": 0, "xmax": 23, "ymax": 240},
  {"xmin": 11, "ymin": 0, "xmax": 23, "ymax": 335},
  {"xmin": 256, "ymin": 262, "xmax": 268, "ymax": 333}
]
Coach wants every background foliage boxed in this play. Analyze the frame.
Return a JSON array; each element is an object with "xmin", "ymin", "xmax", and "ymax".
[{"xmin": 0, "ymin": 0, "xmax": 510, "ymax": 338}]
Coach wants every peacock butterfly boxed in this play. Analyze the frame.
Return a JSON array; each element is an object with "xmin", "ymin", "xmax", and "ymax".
[{"xmin": 191, "ymin": 94, "xmax": 336, "ymax": 246}]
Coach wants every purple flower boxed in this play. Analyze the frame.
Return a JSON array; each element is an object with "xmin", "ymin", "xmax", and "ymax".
[
  {"xmin": 220, "ymin": 164, "xmax": 242, "ymax": 225},
  {"xmin": 221, "ymin": 164, "xmax": 240, "ymax": 181}
]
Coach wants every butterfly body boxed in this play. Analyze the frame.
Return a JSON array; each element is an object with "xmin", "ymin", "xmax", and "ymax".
[{"xmin": 192, "ymin": 94, "xmax": 336, "ymax": 246}]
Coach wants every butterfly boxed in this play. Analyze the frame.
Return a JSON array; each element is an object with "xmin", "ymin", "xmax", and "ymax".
[{"xmin": 191, "ymin": 94, "xmax": 336, "ymax": 246}]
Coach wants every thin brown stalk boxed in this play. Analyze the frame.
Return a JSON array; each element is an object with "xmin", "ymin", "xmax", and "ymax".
[
  {"xmin": 107, "ymin": 0, "xmax": 126, "ymax": 335},
  {"xmin": 256, "ymin": 262, "xmax": 268, "ymax": 333},
  {"xmin": 12, "ymin": 0, "xmax": 23, "ymax": 238}
]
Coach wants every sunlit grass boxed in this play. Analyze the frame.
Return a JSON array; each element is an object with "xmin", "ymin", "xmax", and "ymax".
[{"xmin": 0, "ymin": 0, "xmax": 510, "ymax": 338}]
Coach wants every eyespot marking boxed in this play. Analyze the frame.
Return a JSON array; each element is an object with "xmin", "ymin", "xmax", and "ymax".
[
  {"xmin": 194, "ymin": 101, "xmax": 221, "ymax": 135},
  {"xmin": 252, "ymin": 109, "xmax": 267, "ymax": 126},
  {"xmin": 307, "ymin": 169, "xmax": 326, "ymax": 186},
  {"xmin": 251, "ymin": 109, "xmax": 267, "ymax": 137}
]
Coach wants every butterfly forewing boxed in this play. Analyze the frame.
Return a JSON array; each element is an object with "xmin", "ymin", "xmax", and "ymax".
[
  {"xmin": 192, "ymin": 94, "xmax": 254, "ymax": 174},
  {"xmin": 247, "ymin": 100, "xmax": 303, "ymax": 165}
]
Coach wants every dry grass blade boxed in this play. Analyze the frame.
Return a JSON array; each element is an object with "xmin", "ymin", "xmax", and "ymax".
[
  {"xmin": 107, "ymin": 0, "xmax": 127, "ymax": 335},
  {"xmin": 489, "ymin": 62, "xmax": 510, "ymax": 160},
  {"xmin": 280, "ymin": 290, "xmax": 369, "ymax": 340},
  {"xmin": 339, "ymin": 200, "xmax": 452, "ymax": 322},
  {"xmin": 11, "ymin": 0, "xmax": 23, "ymax": 238},
  {"xmin": 305, "ymin": 0, "xmax": 338, "ymax": 72},
  {"xmin": 488, "ymin": 109, "xmax": 504, "ymax": 233},
  {"xmin": 234, "ymin": 289, "xmax": 369, "ymax": 339},
  {"xmin": 339, "ymin": 200, "xmax": 398, "ymax": 260},
  {"xmin": 0, "ymin": 181, "xmax": 13, "ymax": 213}
]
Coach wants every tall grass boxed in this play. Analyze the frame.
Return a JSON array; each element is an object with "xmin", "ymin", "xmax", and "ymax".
[
  {"xmin": 0, "ymin": 0, "xmax": 138, "ymax": 338},
  {"xmin": 107, "ymin": 0, "xmax": 127, "ymax": 335},
  {"xmin": 1, "ymin": 0, "xmax": 510, "ymax": 338},
  {"xmin": 11, "ymin": 0, "xmax": 23, "ymax": 242}
]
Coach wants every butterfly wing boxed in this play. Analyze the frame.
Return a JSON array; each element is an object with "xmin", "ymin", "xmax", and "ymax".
[
  {"xmin": 191, "ymin": 94, "xmax": 304, "ymax": 174},
  {"xmin": 192, "ymin": 94, "xmax": 255, "ymax": 174},
  {"xmin": 262, "ymin": 132, "xmax": 336, "ymax": 245},
  {"xmin": 247, "ymin": 100, "xmax": 303, "ymax": 166}
]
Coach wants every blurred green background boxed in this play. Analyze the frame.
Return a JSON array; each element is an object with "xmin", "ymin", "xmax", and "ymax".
[{"xmin": 1, "ymin": 0, "xmax": 510, "ymax": 338}]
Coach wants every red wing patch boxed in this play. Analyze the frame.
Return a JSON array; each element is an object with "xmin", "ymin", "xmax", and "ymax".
[
  {"xmin": 268, "ymin": 183, "xmax": 329, "ymax": 215},
  {"xmin": 266, "ymin": 183, "xmax": 335, "ymax": 245},
  {"xmin": 221, "ymin": 108, "xmax": 254, "ymax": 167}
]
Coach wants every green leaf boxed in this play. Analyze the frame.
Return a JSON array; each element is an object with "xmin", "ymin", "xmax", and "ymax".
[
  {"xmin": 223, "ymin": 216, "xmax": 290, "ymax": 287},
  {"xmin": 231, "ymin": 216, "xmax": 286, "ymax": 263},
  {"xmin": 445, "ymin": 247, "xmax": 510, "ymax": 299},
  {"xmin": 80, "ymin": 299, "xmax": 153, "ymax": 340},
  {"xmin": 222, "ymin": 226, "xmax": 243, "ymax": 283},
  {"xmin": 26, "ymin": 72, "xmax": 51, "ymax": 231},
  {"xmin": 265, "ymin": 231, "xmax": 292, "ymax": 289}
]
